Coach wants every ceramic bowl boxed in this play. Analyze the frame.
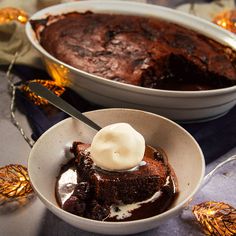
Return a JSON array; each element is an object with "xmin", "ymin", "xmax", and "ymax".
[{"xmin": 28, "ymin": 108, "xmax": 205, "ymax": 235}]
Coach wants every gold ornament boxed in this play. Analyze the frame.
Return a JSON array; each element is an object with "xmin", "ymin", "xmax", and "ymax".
[
  {"xmin": 0, "ymin": 164, "xmax": 33, "ymax": 205},
  {"xmin": 44, "ymin": 60, "xmax": 70, "ymax": 87},
  {"xmin": 21, "ymin": 79, "xmax": 65, "ymax": 106},
  {"xmin": 213, "ymin": 10, "xmax": 236, "ymax": 34},
  {"xmin": 0, "ymin": 7, "xmax": 28, "ymax": 24},
  {"xmin": 193, "ymin": 201, "xmax": 236, "ymax": 236}
]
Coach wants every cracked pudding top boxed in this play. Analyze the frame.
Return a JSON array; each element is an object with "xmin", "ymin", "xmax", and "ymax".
[{"xmin": 31, "ymin": 11, "xmax": 236, "ymax": 90}]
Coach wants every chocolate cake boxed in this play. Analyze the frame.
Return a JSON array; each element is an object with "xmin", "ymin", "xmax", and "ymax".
[
  {"xmin": 56, "ymin": 142, "xmax": 178, "ymax": 221},
  {"xmin": 31, "ymin": 12, "xmax": 236, "ymax": 91}
]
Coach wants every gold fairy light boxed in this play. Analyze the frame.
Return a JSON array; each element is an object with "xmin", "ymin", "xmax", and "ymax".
[
  {"xmin": 21, "ymin": 79, "xmax": 65, "ymax": 106},
  {"xmin": 44, "ymin": 59, "xmax": 70, "ymax": 87},
  {"xmin": 0, "ymin": 7, "xmax": 28, "ymax": 24},
  {"xmin": 0, "ymin": 164, "xmax": 33, "ymax": 205},
  {"xmin": 213, "ymin": 10, "xmax": 236, "ymax": 34},
  {"xmin": 193, "ymin": 201, "xmax": 236, "ymax": 236}
]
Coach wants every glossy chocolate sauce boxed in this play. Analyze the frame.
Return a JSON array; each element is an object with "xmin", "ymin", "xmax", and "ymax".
[{"xmin": 55, "ymin": 156, "xmax": 178, "ymax": 222}]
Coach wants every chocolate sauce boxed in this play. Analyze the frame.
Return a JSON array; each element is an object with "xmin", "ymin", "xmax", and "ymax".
[
  {"xmin": 55, "ymin": 157, "xmax": 178, "ymax": 222},
  {"xmin": 106, "ymin": 175, "xmax": 177, "ymax": 221}
]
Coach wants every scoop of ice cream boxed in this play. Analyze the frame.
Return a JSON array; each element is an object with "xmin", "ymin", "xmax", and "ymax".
[{"xmin": 90, "ymin": 123, "xmax": 145, "ymax": 171}]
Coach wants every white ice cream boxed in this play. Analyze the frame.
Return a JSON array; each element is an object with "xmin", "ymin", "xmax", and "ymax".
[{"xmin": 90, "ymin": 123, "xmax": 145, "ymax": 171}]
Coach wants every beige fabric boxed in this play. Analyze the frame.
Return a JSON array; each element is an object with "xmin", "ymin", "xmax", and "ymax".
[
  {"xmin": 0, "ymin": 0, "xmax": 61, "ymax": 68},
  {"xmin": 0, "ymin": 21, "xmax": 43, "ymax": 67},
  {"xmin": 0, "ymin": 0, "xmax": 37, "ymax": 14},
  {"xmin": 177, "ymin": 0, "xmax": 235, "ymax": 20}
]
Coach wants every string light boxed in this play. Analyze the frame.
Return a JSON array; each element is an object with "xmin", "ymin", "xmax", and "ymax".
[
  {"xmin": 0, "ymin": 7, "xmax": 28, "ymax": 24},
  {"xmin": 193, "ymin": 201, "xmax": 236, "ymax": 236},
  {"xmin": 21, "ymin": 79, "xmax": 65, "ymax": 106},
  {"xmin": 0, "ymin": 164, "xmax": 34, "ymax": 211},
  {"xmin": 213, "ymin": 10, "xmax": 236, "ymax": 33}
]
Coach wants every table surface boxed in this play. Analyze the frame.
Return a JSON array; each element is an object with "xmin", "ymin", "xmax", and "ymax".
[{"xmin": 0, "ymin": 1, "xmax": 236, "ymax": 236}]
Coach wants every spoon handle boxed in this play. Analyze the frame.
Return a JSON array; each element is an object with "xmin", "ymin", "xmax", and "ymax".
[
  {"xmin": 202, "ymin": 155, "xmax": 236, "ymax": 188},
  {"xmin": 29, "ymin": 82, "xmax": 101, "ymax": 131}
]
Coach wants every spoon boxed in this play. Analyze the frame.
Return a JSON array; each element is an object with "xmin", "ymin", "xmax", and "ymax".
[{"xmin": 28, "ymin": 82, "xmax": 101, "ymax": 131}]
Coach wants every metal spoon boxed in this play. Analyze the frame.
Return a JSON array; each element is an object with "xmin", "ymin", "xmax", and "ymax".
[{"xmin": 28, "ymin": 82, "xmax": 101, "ymax": 131}]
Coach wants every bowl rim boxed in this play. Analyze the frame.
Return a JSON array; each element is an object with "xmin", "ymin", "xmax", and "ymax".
[
  {"xmin": 28, "ymin": 108, "xmax": 205, "ymax": 226},
  {"xmin": 25, "ymin": 0, "xmax": 236, "ymax": 97}
]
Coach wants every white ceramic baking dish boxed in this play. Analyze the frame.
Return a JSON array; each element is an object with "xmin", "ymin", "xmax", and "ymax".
[{"xmin": 25, "ymin": 0, "xmax": 236, "ymax": 122}]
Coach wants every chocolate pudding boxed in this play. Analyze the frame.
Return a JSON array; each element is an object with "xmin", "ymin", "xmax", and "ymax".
[
  {"xmin": 31, "ymin": 12, "xmax": 236, "ymax": 91},
  {"xmin": 55, "ymin": 142, "xmax": 178, "ymax": 221}
]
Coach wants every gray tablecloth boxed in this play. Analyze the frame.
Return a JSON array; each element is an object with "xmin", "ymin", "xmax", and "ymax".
[{"xmin": 0, "ymin": 0, "xmax": 236, "ymax": 235}]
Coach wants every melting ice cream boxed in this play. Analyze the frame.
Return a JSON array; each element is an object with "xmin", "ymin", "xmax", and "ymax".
[{"xmin": 90, "ymin": 123, "xmax": 145, "ymax": 171}]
